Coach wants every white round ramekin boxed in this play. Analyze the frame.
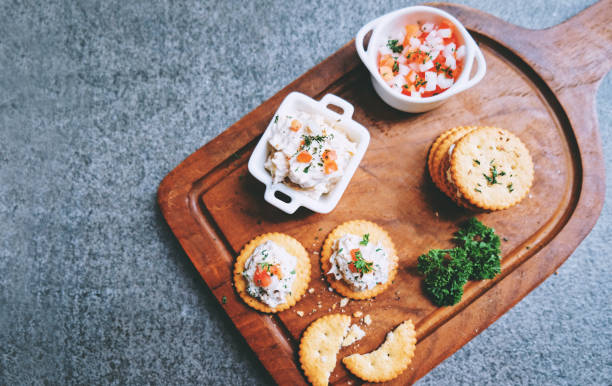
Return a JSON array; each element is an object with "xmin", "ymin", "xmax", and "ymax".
[
  {"xmin": 355, "ymin": 5, "xmax": 486, "ymax": 113},
  {"xmin": 248, "ymin": 92, "xmax": 370, "ymax": 214}
]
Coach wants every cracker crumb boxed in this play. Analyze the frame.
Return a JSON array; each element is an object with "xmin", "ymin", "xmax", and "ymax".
[
  {"xmin": 297, "ymin": 311, "xmax": 304, "ymax": 317},
  {"xmin": 363, "ymin": 314, "xmax": 372, "ymax": 325},
  {"xmin": 328, "ymin": 287, "xmax": 333, "ymax": 292},
  {"xmin": 342, "ymin": 324, "xmax": 366, "ymax": 347},
  {"xmin": 353, "ymin": 311, "xmax": 363, "ymax": 318},
  {"xmin": 332, "ymin": 303, "xmax": 337, "ymax": 309},
  {"xmin": 313, "ymin": 251, "xmax": 319, "ymax": 255},
  {"xmin": 340, "ymin": 298, "xmax": 349, "ymax": 307},
  {"xmin": 308, "ymin": 288, "xmax": 315, "ymax": 294}
]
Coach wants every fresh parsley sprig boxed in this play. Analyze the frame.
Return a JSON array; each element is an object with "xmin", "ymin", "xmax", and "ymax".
[
  {"xmin": 454, "ymin": 218, "xmax": 501, "ymax": 280},
  {"xmin": 418, "ymin": 248, "xmax": 472, "ymax": 306},
  {"xmin": 359, "ymin": 233, "xmax": 369, "ymax": 246},
  {"xmin": 417, "ymin": 218, "xmax": 502, "ymax": 306}
]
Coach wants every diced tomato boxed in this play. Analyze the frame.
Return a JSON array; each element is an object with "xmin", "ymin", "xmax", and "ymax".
[
  {"xmin": 289, "ymin": 119, "xmax": 302, "ymax": 132},
  {"xmin": 322, "ymin": 149, "xmax": 337, "ymax": 162},
  {"xmin": 296, "ymin": 151, "xmax": 312, "ymax": 163},
  {"xmin": 348, "ymin": 249, "xmax": 360, "ymax": 273},
  {"xmin": 421, "ymin": 86, "xmax": 444, "ymax": 98},
  {"xmin": 324, "ymin": 160, "xmax": 338, "ymax": 174},
  {"xmin": 253, "ymin": 267, "xmax": 272, "ymax": 287},
  {"xmin": 439, "ymin": 20, "xmax": 453, "ymax": 30}
]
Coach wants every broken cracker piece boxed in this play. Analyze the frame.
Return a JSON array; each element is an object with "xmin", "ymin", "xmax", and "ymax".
[
  {"xmin": 342, "ymin": 319, "xmax": 416, "ymax": 383},
  {"xmin": 299, "ymin": 314, "xmax": 351, "ymax": 386}
]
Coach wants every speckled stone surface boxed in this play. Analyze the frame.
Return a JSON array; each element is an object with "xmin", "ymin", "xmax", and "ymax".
[{"xmin": 0, "ymin": 0, "xmax": 610, "ymax": 384}]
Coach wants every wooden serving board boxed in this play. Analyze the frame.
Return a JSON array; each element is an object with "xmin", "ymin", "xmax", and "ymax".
[{"xmin": 158, "ymin": 2, "xmax": 611, "ymax": 385}]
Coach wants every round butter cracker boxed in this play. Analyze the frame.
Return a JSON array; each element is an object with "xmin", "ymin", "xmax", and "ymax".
[
  {"xmin": 233, "ymin": 232, "xmax": 310, "ymax": 313},
  {"xmin": 321, "ymin": 220, "xmax": 398, "ymax": 300},
  {"xmin": 433, "ymin": 126, "xmax": 476, "ymax": 199},
  {"xmin": 451, "ymin": 127, "xmax": 534, "ymax": 211},
  {"xmin": 299, "ymin": 314, "xmax": 352, "ymax": 386},
  {"xmin": 428, "ymin": 127, "xmax": 457, "ymax": 190},
  {"xmin": 342, "ymin": 319, "xmax": 417, "ymax": 383}
]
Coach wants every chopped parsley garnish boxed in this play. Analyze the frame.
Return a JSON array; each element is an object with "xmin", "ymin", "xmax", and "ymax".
[
  {"xmin": 376, "ymin": 248, "xmax": 382, "ymax": 252},
  {"xmin": 301, "ymin": 134, "xmax": 328, "ymax": 150},
  {"xmin": 303, "ymin": 164, "xmax": 311, "ymax": 173},
  {"xmin": 483, "ymin": 165, "xmax": 502, "ymax": 185},
  {"xmin": 274, "ymin": 115, "xmax": 278, "ymax": 123},
  {"xmin": 415, "ymin": 78, "xmax": 427, "ymax": 88},
  {"xmin": 386, "ymin": 39, "xmax": 404, "ymax": 53},
  {"xmin": 258, "ymin": 262, "xmax": 273, "ymax": 272},
  {"xmin": 474, "ymin": 188, "xmax": 482, "ymax": 193},
  {"xmin": 360, "ymin": 233, "xmax": 370, "ymax": 246},
  {"xmin": 507, "ymin": 183, "xmax": 514, "ymax": 192},
  {"xmin": 338, "ymin": 248, "xmax": 343, "ymax": 253},
  {"xmin": 473, "ymin": 159, "xmax": 480, "ymax": 165},
  {"xmin": 290, "ymin": 270, "xmax": 296, "ymax": 275},
  {"xmin": 392, "ymin": 60, "xmax": 399, "ymax": 72},
  {"xmin": 222, "ymin": 296, "xmax": 227, "ymax": 304},
  {"xmin": 353, "ymin": 250, "xmax": 373, "ymax": 274},
  {"xmin": 418, "ymin": 218, "xmax": 502, "ymax": 306}
]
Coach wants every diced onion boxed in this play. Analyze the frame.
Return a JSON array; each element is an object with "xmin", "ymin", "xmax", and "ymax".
[
  {"xmin": 420, "ymin": 60, "xmax": 434, "ymax": 72},
  {"xmin": 425, "ymin": 71, "xmax": 437, "ymax": 91},
  {"xmin": 437, "ymin": 73, "xmax": 454, "ymax": 89},
  {"xmin": 421, "ymin": 23, "xmax": 434, "ymax": 32},
  {"xmin": 456, "ymin": 45, "xmax": 466, "ymax": 59},
  {"xmin": 438, "ymin": 28, "xmax": 451, "ymax": 38},
  {"xmin": 379, "ymin": 46, "xmax": 393, "ymax": 56}
]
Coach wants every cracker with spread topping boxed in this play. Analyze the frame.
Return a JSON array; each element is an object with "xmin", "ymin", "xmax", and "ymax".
[
  {"xmin": 428, "ymin": 127, "xmax": 460, "ymax": 191},
  {"xmin": 433, "ymin": 126, "xmax": 477, "ymax": 202},
  {"xmin": 342, "ymin": 319, "xmax": 417, "ymax": 383},
  {"xmin": 299, "ymin": 314, "xmax": 351, "ymax": 386},
  {"xmin": 233, "ymin": 232, "xmax": 310, "ymax": 313},
  {"xmin": 321, "ymin": 220, "xmax": 398, "ymax": 299},
  {"xmin": 451, "ymin": 127, "xmax": 534, "ymax": 210}
]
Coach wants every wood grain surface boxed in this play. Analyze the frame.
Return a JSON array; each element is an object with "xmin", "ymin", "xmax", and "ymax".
[{"xmin": 157, "ymin": 2, "xmax": 611, "ymax": 385}]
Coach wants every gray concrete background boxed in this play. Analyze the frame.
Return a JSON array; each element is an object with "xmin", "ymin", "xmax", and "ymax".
[{"xmin": 1, "ymin": 0, "xmax": 610, "ymax": 384}]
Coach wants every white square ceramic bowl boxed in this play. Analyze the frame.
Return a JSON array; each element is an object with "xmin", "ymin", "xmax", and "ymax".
[{"xmin": 248, "ymin": 92, "xmax": 370, "ymax": 214}]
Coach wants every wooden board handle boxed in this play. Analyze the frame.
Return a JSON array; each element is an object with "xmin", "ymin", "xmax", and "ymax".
[{"xmin": 539, "ymin": 0, "xmax": 612, "ymax": 84}]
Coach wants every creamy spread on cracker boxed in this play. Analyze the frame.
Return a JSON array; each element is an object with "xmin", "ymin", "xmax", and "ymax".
[
  {"xmin": 264, "ymin": 111, "xmax": 357, "ymax": 199},
  {"xmin": 243, "ymin": 240, "xmax": 297, "ymax": 308},
  {"xmin": 327, "ymin": 233, "xmax": 392, "ymax": 291}
]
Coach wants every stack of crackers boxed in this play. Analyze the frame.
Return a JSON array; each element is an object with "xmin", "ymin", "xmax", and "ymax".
[{"xmin": 428, "ymin": 126, "xmax": 534, "ymax": 210}]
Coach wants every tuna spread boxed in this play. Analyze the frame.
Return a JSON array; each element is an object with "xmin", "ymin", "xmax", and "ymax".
[
  {"xmin": 264, "ymin": 111, "xmax": 357, "ymax": 199},
  {"xmin": 243, "ymin": 240, "xmax": 297, "ymax": 308},
  {"xmin": 327, "ymin": 233, "xmax": 392, "ymax": 291}
]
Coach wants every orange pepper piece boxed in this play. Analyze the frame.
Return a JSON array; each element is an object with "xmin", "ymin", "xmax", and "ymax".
[
  {"xmin": 322, "ymin": 149, "xmax": 337, "ymax": 162},
  {"xmin": 296, "ymin": 151, "xmax": 312, "ymax": 163},
  {"xmin": 324, "ymin": 160, "xmax": 338, "ymax": 174},
  {"xmin": 290, "ymin": 119, "xmax": 302, "ymax": 132}
]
